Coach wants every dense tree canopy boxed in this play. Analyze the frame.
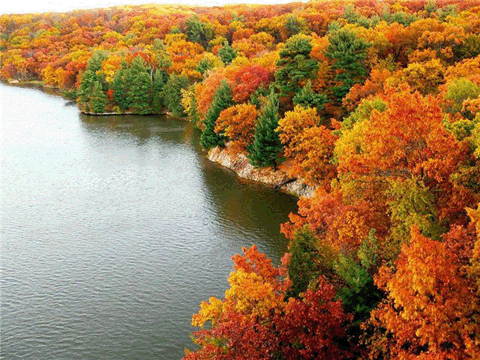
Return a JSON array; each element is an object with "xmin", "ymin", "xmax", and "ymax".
[{"xmin": 2, "ymin": 1, "xmax": 480, "ymax": 358}]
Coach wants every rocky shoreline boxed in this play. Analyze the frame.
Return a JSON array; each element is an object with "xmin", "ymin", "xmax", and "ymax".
[{"xmin": 208, "ymin": 146, "xmax": 315, "ymax": 198}]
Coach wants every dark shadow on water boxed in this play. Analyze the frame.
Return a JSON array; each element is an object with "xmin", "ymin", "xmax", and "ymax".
[{"xmin": 79, "ymin": 113, "xmax": 190, "ymax": 143}]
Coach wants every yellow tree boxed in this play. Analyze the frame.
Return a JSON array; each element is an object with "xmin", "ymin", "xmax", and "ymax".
[{"xmin": 277, "ymin": 106, "xmax": 337, "ymax": 185}]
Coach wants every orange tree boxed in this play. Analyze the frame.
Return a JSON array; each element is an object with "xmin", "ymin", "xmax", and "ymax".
[{"xmin": 185, "ymin": 245, "xmax": 352, "ymax": 360}]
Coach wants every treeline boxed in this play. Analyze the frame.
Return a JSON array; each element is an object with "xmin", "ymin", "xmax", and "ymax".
[
  {"xmin": 1, "ymin": 0, "xmax": 480, "ymax": 358},
  {"xmin": 75, "ymin": 40, "xmax": 172, "ymax": 114}
]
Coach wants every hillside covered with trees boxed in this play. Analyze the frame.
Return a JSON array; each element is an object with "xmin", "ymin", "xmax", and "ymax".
[{"xmin": 2, "ymin": 0, "xmax": 480, "ymax": 358}]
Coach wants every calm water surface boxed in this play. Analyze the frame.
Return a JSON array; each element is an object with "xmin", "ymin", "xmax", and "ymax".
[{"xmin": 1, "ymin": 84, "xmax": 297, "ymax": 359}]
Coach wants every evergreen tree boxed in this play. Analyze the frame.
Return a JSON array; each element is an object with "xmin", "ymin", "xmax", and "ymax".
[
  {"xmin": 285, "ymin": 15, "xmax": 304, "ymax": 38},
  {"xmin": 77, "ymin": 69, "xmax": 95, "ymax": 110},
  {"xmin": 86, "ymin": 51, "xmax": 108, "ymax": 73},
  {"xmin": 185, "ymin": 15, "xmax": 214, "ymax": 49},
  {"xmin": 112, "ymin": 64, "xmax": 129, "ymax": 111},
  {"xmin": 218, "ymin": 41, "xmax": 237, "ymax": 65},
  {"xmin": 293, "ymin": 79, "xmax": 328, "ymax": 113},
  {"xmin": 77, "ymin": 51, "xmax": 108, "ymax": 110},
  {"xmin": 185, "ymin": 84, "xmax": 201, "ymax": 128},
  {"xmin": 163, "ymin": 74, "xmax": 190, "ymax": 117},
  {"xmin": 275, "ymin": 35, "xmax": 318, "ymax": 108},
  {"xmin": 249, "ymin": 84, "xmax": 269, "ymax": 110},
  {"xmin": 200, "ymin": 80, "xmax": 232, "ymax": 149},
  {"xmin": 334, "ymin": 232, "xmax": 382, "ymax": 323},
  {"xmin": 152, "ymin": 68, "xmax": 169, "ymax": 113},
  {"xmin": 325, "ymin": 28, "xmax": 370, "ymax": 102},
  {"xmin": 286, "ymin": 228, "xmax": 336, "ymax": 298},
  {"xmin": 90, "ymin": 80, "xmax": 108, "ymax": 113},
  {"xmin": 247, "ymin": 90, "xmax": 283, "ymax": 167},
  {"xmin": 128, "ymin": 56, "xmax": 152, "ymax": 114},
  {"xmin": 195, "ymin": 56, "xmax": 214, "ymax": 75}
]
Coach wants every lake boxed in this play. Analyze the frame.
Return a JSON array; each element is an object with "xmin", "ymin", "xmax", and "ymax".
[{"xmin": 0, "ymin": 84, "xmax": 297, "ymax": 359}]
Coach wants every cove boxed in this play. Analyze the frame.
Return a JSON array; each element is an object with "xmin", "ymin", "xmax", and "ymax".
[{"xmin": 1, "ymin": 84, "xmax": 297, "ymax": 359}]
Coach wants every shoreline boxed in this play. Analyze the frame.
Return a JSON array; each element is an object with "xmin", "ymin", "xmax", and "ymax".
[
  {"xmin": 81, "ymin": 110, "xmax": 171, "ymax": 116},
  {"xmin": 208, "ymin": 146, "xmax": 315, "ymax": 198}
]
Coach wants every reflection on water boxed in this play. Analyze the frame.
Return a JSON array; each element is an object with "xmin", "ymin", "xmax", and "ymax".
[{"xmin": 1, "ymin": 84, "xmax": 297, "ymax": 360}]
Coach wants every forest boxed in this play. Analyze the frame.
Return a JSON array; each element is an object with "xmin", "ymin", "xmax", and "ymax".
[{"xmin": 1, "ymin": 0, "xmax": 480, "ymax": 358}]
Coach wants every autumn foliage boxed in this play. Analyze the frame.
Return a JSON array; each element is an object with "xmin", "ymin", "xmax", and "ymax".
[
  {"xmin": 2, "ymin": 0, "xmax": 480, "ymax": 358},
  {"xmin": 368, "ymin": 225, "xmax": 480, "ymax": 359},
  {"xmin": 186, "ymin": 246, "xmax": 352, "ymax": 360}
]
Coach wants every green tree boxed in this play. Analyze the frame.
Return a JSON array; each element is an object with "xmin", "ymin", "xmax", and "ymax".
[
  {"xmin": 287, "ymin": 227, "xmax": 336, "ymax": 298},
  {"xmin": 386, "ymin": 178, "xmax": 445, "ymax": 247},
  {"xmin": 284, "ymin": 15, "xmax": 304, "ymax": 38},
  {"xmin": 341, "ymin": 97, "xmax": 387, "ymax": 131},
  {"xmin": 325, "ymin": 28, "xmax": 370, "ymax": 102},
  {"xmin": 444, "ymin": 78, "xmax": 480, "ymax": 119},
  {"xmin": 453, "ymin": 34, "xmax": 480, "ymax": 61},
  {"xmin": 152, "ymin": 68, "xmax": 168, "ymax": 113},
  {"xmin": 90, "ymin": 80, "xmax": 108, "ymax": 113},
  {"xmin": 249, "ymin": 84, "xmax": 268, "ymax": 110},
  {"xmin": 218, "ymin": 41, "xmax": 237, "ymax": 65},
  {"xmin": 200, "ymin": 80, "xmax": 232, "ymax": 149},
  {"xmin": 334, "ymin": 232, "xmax": 382, "ymax": 323},
  {"xmin": 112, "ymin": 63, "xmax": 129, "ymax": 111},
  {"xmin": 86, "ymin": 51, "xmax": 108, "ymax": 73},
  {"xmin": 77, "ymin": 51, "xmax": 108, "ymax": 110},
  {"xmin": 293, "ymin": 80, "xmax": 327, "ymax": 113},
  {"xmin": 424, "ymin": 0, "xmax": 438, "ymax": 17},
  {"xmin": 77, "ymin": 69, "xmax": 95, "ymax": 110},
  {"xmin": 184, "ymin": 84, "xmax": 201, "ymax": 128},
  {"xmin": 275, "ymin": 35, "xmax": 318, "ymax": 109},
  {"xmin": 127, "ymin": 56, "xmax": 152, "ymax": 114},
  {"xmin": 185, "ymin": 15, "xmax": 214, "ymax": 49},
  {"xmin": 247, "ymin": 90, "xmax": 283, "ymax": 167},
  {"xmin": 195, "ymin": 56, "xmax": 214, "ymax": 75},
  {"xmin": 438, "ymin": 4, "xmax": 457, "ymax": 22},
  {"xmin": 163, "ymin": 74, "xmax": 190, "ymax": 117}
]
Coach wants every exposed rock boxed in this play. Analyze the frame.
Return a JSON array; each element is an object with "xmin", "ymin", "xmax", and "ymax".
[{"xmin": 208, "ymin": 146, "xmax": 315, "ymax": 198}]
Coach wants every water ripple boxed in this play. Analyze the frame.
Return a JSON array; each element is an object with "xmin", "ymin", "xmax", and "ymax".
[{"xmin": 1, "ymin": 84, "xmax": 297, "ymax": 360}]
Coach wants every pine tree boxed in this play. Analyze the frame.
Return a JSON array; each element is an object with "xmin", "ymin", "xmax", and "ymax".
[
  {"xmin": 334, "ymin": 232, "xmax": 382, "ymax": 323},
  {"xmin": 275, "ymin": 35, "xmax": 318, "ymax": 108},
  {"xmin": 200, "ymin": 80, "xmax": 232, "ymax": 149},
  {"xmin": 195, "ymin": 56, "xmax": 214, "ymax": 75},
  {"xmin": 184, "ymin": 84, "xmax": 201, "ymax": 128},
  {"xmin": 218, "ymin": 41, "xmax": 237, "ymax": 65},
  {"xmin": 287, "ymin": 228, "xmax": 330, "ymax": 298},
  {"xmin": 152, "ymin": 68, "xmax": 169, "ymax": 113},
  {"xmin": 325, "ymin": 28, "xmax": 371, "ymax": 102},
  {"xmin": 285, "ymin": 15, "xmax": 304, "ymax": 38},
  {"xmin": 163, "ymin": 74, "xmax": 190, "ymax": 117},
  {"xmin": 249, "ymin": 84, "xmax": 268, "ymax": 110},
  {"xmin": 77, "ymin": 52, "xmax": 108, "ymax": 110},
  {"xmin": 247, "ymin": 90, "xmax": 283, "ymax": 167},
  {"xmin": 293, "ymin": 80, "xmax": 328, "ymax": 113},
  {"xmin": 112, "ymin": 65, "xmax": 129, "ymax": 111},
  {"xmin": 86, "ymin": 51, "xmax": 108, "ymax": 73},
  {"xmin": 90, "ymin": 80, "xmax": 108, "ymax": 113},
  {"xmin": 128, "ymin": 56, "xmax": 152, "ymax": 114},
  {"xmin": 77, "ymin": 69, "xmax": 95, "ymax": 110},
  {"xmin": 185, "ymin": 15, "xmax": 214, "ymax": 49}
]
